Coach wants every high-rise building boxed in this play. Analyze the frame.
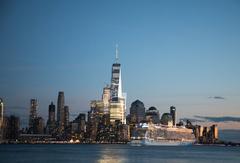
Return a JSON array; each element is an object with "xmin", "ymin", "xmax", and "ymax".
[
  {"xmin": 109, "ymin": 45, "xmax": 126, "ymax": 124},
  {"xmin": 87, "ymin": 108, "xmax": 99, "ymax": 141},
  {"xmin": 0, "ymin": 98, "xmax": 4, "ymax": 141},
  {"xmin": 4, "ymin": 115, "xmax": 20, "ymax": 140},
  {"xmin": 64, "ymin": 106, "xmax": 69, "ymax": 127},
  {"xmin": 71, "ymin": 113, "xmax": 86, "ymax": 133},
  {"xmin": 90, "ymin": 100, "xmax": 104, "ymax": 115},
  {"xmin": 57, "ymin": 91, "xmax": 65, "ymax": 127},
  {"xmin": 102, "ymin": 85, "xmax": 111, "ymax": 114},
  {"xmin": 79, "ymin": 114, "xmax": 86, "ymax": 132},
  {"xmin": 170, "ymin": 106, "xmax": 176, "ymax": 126},
  {"xmin": 130, "ymin": 100, "xmax": 145, "ymax": 124},
  {"xmin": 109, "ymin": 99, "xmax": 125, "ymax": 124},
  {"xmin": 47, "ymin": 102, "xmax": 56, "ymax": 134},
  {"xmin": 48, "ymin": 102, "xmax": 55, "ymax": 124},
  {"xmin": 33, "ymin": 117, "xmax": 44, "ymax": 134},
  {"xmin": 29, "ymin": 99, "xmax": 38, "ymax": 131},
  {"xmin": 110, "ymin": 65, "xmax": 122, "ymax": 101},
  {"xmin": 87, "ymin": 101, "xmax": 105, "ymax": 141}
]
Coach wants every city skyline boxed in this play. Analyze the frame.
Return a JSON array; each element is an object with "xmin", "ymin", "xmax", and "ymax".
[{"xmin": 1, "ymin": 0, "xmax": 240, "ymax": 124}]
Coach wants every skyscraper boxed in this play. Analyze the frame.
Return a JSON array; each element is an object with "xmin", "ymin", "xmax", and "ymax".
[
  {"xmin": 110, "ymin": 53, "xmax": 122, "ymax": 101},
  {"xmin": 71, "ymin": 113, "xmax": 86, "ymax": 134},
  {"xmin": 33, "ymin": 117, "xmax": 44, "ymax": 134},
  {"xmin": 79, "ymin": 113, "xmax": 86, "ymax": 132},
  {"xmin": 57, "ymin": 91, "xmax": 65, "ymax": 128},
  {"xmin": 4, "ymin": 115, "xmax": 20, "ymax": 140},
  {"xmin": 47, "ymin": 102, "xmax": 56, "ymax": 134},
  {"xmin": 48, "ymin": 102, "xmax": 55, "ymax": 124},
  {"xmin": 0, "ymin": 98, "xmax": 4, "ymax": 141},
  {"xmin": 29, "ymin": 99, "xmax": 38, "ymax": 131},
  {"xmin": 109, "ymin": 45, "xmax": 126, "ymax": 124},
  {"xmin": 64, "ymin": 106, "xmax": 69, "ymax": 127},
  {"xmin": 170, "ymin": 106, "xmax": 176, "ymax": 126},
  {"xmin": 130, "ymin": 100, "xmax": 145, "ymax": 124},
  {"xmin": 102, "ymin": 85, "xmax": 111, "ymax": 114},
  {"xmin": 90, "ymin": 100, "xmax": 104, "ymax": 115}
]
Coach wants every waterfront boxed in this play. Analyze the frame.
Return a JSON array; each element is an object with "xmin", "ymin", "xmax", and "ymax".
[{"xmin": 0, "ymin": 144, "xmax": 239, "ymax": 163}]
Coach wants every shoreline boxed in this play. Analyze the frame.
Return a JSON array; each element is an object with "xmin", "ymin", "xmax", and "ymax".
[{"xmin": 1, "ymin": 141, "xmax": 240, "ymax": 147}]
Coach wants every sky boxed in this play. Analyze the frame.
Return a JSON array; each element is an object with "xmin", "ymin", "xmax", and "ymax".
[{"xmin": 1, "ymin": 0, "xmax": 240, "ymax": 126}]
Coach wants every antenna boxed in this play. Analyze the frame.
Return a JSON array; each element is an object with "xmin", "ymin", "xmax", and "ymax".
[{"xmin": 115, "ymin": 44, "xmax": 119, "ymax": 62}]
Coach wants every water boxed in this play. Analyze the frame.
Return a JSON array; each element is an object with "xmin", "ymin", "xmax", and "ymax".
[
  {"xmin": 0, "ymin": 130, "xmax": 239, "ymax": 163},
  {"xmin": 219, "ymin": 130, "xmax": 240, "ymax": 143},
  {"xmin": 0, "ymin": 144, "xmax": 239, "ymax": 163}
]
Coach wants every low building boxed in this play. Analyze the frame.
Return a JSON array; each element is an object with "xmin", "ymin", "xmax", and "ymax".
[
  {"xmin": 161, "ymin": 113, "xmax": 173, "ymax": 126},
  {"xmin": 145, "ymin": 107, "xmax": 160, "ymax": 124}
]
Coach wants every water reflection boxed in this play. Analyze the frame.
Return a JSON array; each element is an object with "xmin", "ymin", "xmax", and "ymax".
[{"xmin": 97, "ymin": 146, "xmax": 127, "ymax": 163}]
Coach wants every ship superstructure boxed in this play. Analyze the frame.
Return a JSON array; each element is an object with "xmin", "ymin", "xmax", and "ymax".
[{"xmin": 130, "ymin": 123, "xmax": 196, "ymax": 146}]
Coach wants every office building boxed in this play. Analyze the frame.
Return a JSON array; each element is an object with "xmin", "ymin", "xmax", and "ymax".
[
  {"xmin": 129, "ymin": 100, "xmax": 145, "ymax": 124},
  {"xmin": 29, "ymin": 99, "xmax": 38, "ymax": 132},
  {"xmin": 4, "ymin": 115, "xmax": 20, "ymax": 140},
  {"xmin": 109, "ymin": 45, "xmax": 126, "ymax": 124},
  {"xmin": 102, "ymin": 85, "xmax": 111, "ymax": 114},
  {"xmin": 87, "ymin": 108, "xmax": 100, "ymax": 141},
  {"xmin": 145, "ymin": 107, "xmax": 160, "ymax": 124},
  {"xmin": 57, "ymin": 91, "xmax": 65, "ymax": 128},
  {"xmin": 72, "ymin": 113, "xmax": 86, "ymax": 133},
  {"xmin": 170, "ymin": 106, "xmax": 176, "ymax": 126},
  {"xmin": 33, "ymin": 117, "xmax": 45, "ymax": 134},
  {"xmin": 64, "ymin": 106, "xmax": 69, "ymax": 127},
  {"xmin": 161, "ymin": 113, "xmax": 173, "ymax": 126},
  {"xmin": 46, "ymin": 102, "xmax": 56, "ymax": 134},
  {"xmin": 110, "ymin": 97, "xmax": 126, "ymax": 124},
  {"xmin": 90, "ymin": 100, "xmax": 104, "ymax": 116},
  {"xmin": 79, "ymin": 114, "xmax": 86, "ymax": 132}
]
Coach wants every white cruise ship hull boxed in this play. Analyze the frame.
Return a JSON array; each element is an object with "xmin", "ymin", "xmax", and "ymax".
[{"xmin": 142, "ymin": 139, "xmax": 194, "ymax": 146}]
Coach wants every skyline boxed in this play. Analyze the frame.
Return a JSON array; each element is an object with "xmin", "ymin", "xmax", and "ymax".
[{"xmin": 1, "ymin": 0, "xmax": 240, "ymax": 124}]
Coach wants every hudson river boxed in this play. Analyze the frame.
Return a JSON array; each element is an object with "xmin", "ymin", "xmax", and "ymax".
[{"xmin": 0, "ymin": 144, "xmax": 240, "ymax": 163}]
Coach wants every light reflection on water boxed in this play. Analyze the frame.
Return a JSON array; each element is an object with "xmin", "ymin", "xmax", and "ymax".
[
  {"xmin": 0, "ymin": 144, "xmax": 240, "ymax": 163},
  {"xmin": 98, "ymin": 146, "xmax": 127, "ymax": 163}
]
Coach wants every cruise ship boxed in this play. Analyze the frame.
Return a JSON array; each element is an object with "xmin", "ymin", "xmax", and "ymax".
[{"xmin": 130, "ymin": 123, "xmax": 196, "ymax": 146}]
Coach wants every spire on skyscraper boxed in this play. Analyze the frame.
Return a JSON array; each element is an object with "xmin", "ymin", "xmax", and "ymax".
[{"xmin": 115, "ymin": 44, "xmax": 119, "ymax": 63}]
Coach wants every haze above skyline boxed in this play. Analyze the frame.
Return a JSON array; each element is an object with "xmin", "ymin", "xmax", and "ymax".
[{"xmin": 1, "ymin": 0, "xmax": 240, "ymax": 123}]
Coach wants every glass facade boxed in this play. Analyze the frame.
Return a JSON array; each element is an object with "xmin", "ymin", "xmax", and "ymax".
[{"xmin": 109, "ymin": 48, "xmax": 126, "ymax": 124}]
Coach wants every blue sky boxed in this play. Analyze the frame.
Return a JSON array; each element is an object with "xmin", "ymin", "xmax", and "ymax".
[{"xmin": 1, "ymin": 0, "xmax": 240, "ymax": 125}]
